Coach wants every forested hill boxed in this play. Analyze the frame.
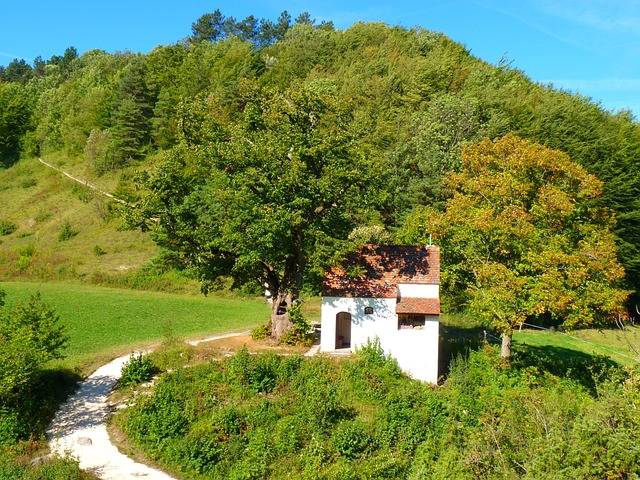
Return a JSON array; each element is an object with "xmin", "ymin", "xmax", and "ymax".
[{"xmin": 1, "ymin": 12, "xmax": 639, "ymax": 299}]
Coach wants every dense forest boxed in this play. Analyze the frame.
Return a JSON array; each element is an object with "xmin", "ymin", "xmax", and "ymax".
[{"xmin": 1, "ymin": 10, "xmax": 639, "ymax": 307}]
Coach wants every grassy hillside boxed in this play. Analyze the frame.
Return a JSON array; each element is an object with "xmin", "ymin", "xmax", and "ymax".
[
  {"xmin": 113, "ymin": 334, "xmax": 640, "ymax": 479},
  {"xmin": 0, "ymin": 155, "xmax": 159, "ymax": 284}
]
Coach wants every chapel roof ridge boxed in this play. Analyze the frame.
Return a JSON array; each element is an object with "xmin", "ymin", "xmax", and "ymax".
[{"xmin": 322, "ymin": 243, "xmax": 440, "ymax": 298}]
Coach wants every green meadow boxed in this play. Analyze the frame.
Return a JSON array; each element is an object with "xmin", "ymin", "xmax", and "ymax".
[
  {"xmin": 1, "ymin": 281, "xmax": 271, "ymax": 373},
  {"xmin": 514, "ymin": 326, "xmax": 640, "ymax": 366}
]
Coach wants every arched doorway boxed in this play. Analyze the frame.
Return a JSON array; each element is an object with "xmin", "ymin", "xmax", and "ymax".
[{"xmin": 335, "ymin": 312, "xmax": 352, "ymax": 349}]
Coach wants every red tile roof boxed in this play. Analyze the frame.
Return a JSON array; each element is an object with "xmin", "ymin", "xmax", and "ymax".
[
  {"xmin": 396, "ymin": 297, "xmax": 440, "ymax": 315},
  {"xmin": 322, "ymin": 245, "xmax": 440, "ymax": 298}
]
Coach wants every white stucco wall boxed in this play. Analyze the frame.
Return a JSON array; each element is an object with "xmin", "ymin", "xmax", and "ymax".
[
  {"xmin": 397, "ymin": 283, "xmax": 439, "ymax": 298},
  {"xmin": 321, "ymin": 296, "xmax": 439, "ymax": 384}
]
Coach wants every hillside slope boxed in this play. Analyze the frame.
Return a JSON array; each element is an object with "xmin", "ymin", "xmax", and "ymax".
[
  {"xmin": 0, "ymin": 18, "xmax": 639, "ymax": 299},
  {"xmin": 0, "ymin": 155, "xmax": 157, "ymax": 282}
]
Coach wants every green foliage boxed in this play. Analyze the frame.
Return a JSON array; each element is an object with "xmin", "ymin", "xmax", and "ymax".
[
  {"xmin": 347, "ymin": 224, "xmax": 393, "ymax": 245},
  {"xmin": 410, "ymin": 346, "xmax": 640, "ymax": 479},
  {"xmin": 134, "ymin": 78, "xmax": 385, "ymax": 337},
  {"xmin": 0, "ymin": 82, "xmax": 31, "ymax": 167},
  {"xmin": 0, "ymin": 292, "xmax": 68, "ymax": 400},
  {"xmin": 190, "ymin": 9, "xmax": 304, "ymax": 46},
  {"xmin": 332, "ymin": 420, "xmax": 372, "ymax": 459},
  {"xmin": 403, "ymin": 135, "xmax": 629, "ymax": 353},
  {"xmin": 0, "ymin": 220, "xmax": 17, "ymax": 236},
  {"xmin": 0, "ymin": 446, "xmax": 92, "ymax": 479},
  {"xmin": 111, "ymin": 332, "xmax": 640, "ymax": 479},
  {"xmin": 1, "ymin": 15, "xmax": 640, "ymax": 304},
  {"xmin": 57, "ymin": 220, "xmax": 78, "ymax": 241},
  {"xmin": 0, "ymin": 289, "xmax": 73, "ymax": 446},
  {"xmin": 355, "ymin": 336, "xmax": 385, "ymax": 364},
  {"xmin": 19, "ymin": 177, "xmax": 37, "ymax": 188},
  {"xmin": 116, "ymin": 344, "xmax": 436, "ymax": 478},
  {"xmin": 250, "ymin": 322, "xmax": 269, "ymax": 340},
  {"xmin": 279, "ymin": 302, "xmax": 311, "ymax": 345},
  {"xmin": 119, "ymin": 353, "xmax": 158, "ymax": 387},
  {"xmin": 84, "ymin": 128, "xmax": 117, "ymax": 175},
  {"xmin": 109, "ymin": 56, "xmax": 154, "ymax": 165}
]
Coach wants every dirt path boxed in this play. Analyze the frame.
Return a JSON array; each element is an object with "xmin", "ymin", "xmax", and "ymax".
[
  {"xmin": 37, "ymin": 157, "xmax": 132, "ymax": 207},
  {"xmin": 47, "ymin": 332, "xmax": 250, "ymax": 480}
]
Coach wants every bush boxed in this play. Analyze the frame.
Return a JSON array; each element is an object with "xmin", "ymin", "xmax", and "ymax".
[
  {"xmin": 279, "ymin": 302, "xmax": 312, "ymax": 346},
  {"xmin": 0, "ymin": 446, "xmax": 91, "ymax": 480},
  {"xmin": 355, "ymin": 336, "xmax": 402, "ymax": 376},
  {"xmin": 119, "ymin": 353, "xmax": 158, "ymax": 387},
  {"xmin": 251, "ymin": 322, "xmax": 269, "ymax": 340},
  {"xmin": 115, "ymin": 340, "xmax": 640, "ymax": 479},
  {"xmin": 85, "ymin": 128, "xmax": 118, "ymax": 176},
  {"xmin": 0, "ymin": 291, "xmax": 73, "ymax": 447},
  {"xmin": 0, "ymin": 220, "xmax": 16, "ymax": 236},
  {"xmin": 19, "ymin": 177, "xmax": 37, "ymax": 188},
  {"xmin": 228, "ymin": 347, "xmax": 281, "ymax": 394},
  {"xmin": 333, "ymin": 420, "xmax": 373, "ymax": 459},
  {"xmin": 0, "ymin": 292, "xmax": 67, "ymax": 403},
  {"xmin": 57, "ymin": 221, "xmax": 77, "ymax": 242}
]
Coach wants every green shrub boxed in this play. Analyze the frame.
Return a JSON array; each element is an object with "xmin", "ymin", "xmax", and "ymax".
[
  {"xmin": 119, "ymin": 353, "xmax": 158, "ymax": 387},
  {"xmin": 0, "ymin": 292, "xmax": 68, "ymax": 403},
  {"xmin": 57, "ymin": 221, "xmax": 78, "ymax": 242},
  {"xmin": 0, "ymin": 408, "xmax": 27, "ymax": 446},
  {"xmin": 0, "ymin": 447, "xmax": 91, "ymax": 480},
  {"xmin": 333, "ymin": 420, "xmax": 373, "ymax": 459},
  {"xmin": 122, "ymin": 374, "xmax": 189, "ymax": 446},
  {"xmin": 354, "ymin": 336, "xmax": 403, "ymax": 378},
  {"xmin": 279, "ymin": 302, "xmax": 312, "ymax": 346},
  {"xmin": 19, "ymin": 177, "xmax": 36, "ymax": 188},
  {"xmin": 0, "ymin": 291, "xmax": 74, "ymax": 447},
  {"xmin": 115, "ymin": 340, "xmax": 640, "ymax": 478},
  {"xmin": 92, "ymin": 245, "xmax": 106, "ymax": 256},
  {"xmin": 228, "ymin": 347, "xmax": 281, "ymax": 394},
  {"xmin": 18, "ymin": 244, "xmax": 35, "ymax": 257},
  {"xmin": 34, "ymin": 210, "xmax": 51, "ymax": 223},
  {"xmin": 251, "ymin": 322, "xmax": 269, "ymax": 340},
  {"xmin": 0, "ymin": 220, "xmax": 16, "ymax": 236}
]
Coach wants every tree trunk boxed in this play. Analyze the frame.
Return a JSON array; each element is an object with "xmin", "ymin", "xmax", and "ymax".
[
  {"xmin": 270, "ymin": 291, "xmax": 293, "ymax": 341},
  {"xmin": 501, "ymin": 332, "xmax": 512, "ymax": 359}
]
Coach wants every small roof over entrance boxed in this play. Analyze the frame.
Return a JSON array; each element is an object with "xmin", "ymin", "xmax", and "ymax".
[{"xmin": 395, "ymin": 297, "xmax": 440, "ymax": 315}]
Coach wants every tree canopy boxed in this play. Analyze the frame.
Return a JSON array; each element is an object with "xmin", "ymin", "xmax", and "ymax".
[
  {"xmin": 133, "ymin": 79, "xmax": 383, "ymax": 337},
  {"xmin": 401, "ymin": 135, "xmax": 629, "ymax": 356},
  {"xmin": 0, "ymin": 12, "xmax": 639, "ymax": 309}
]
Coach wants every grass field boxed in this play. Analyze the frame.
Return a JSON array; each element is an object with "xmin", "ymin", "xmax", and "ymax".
[
  {"xmin": 1, "ymin": 281, "xmax": 271, "ymax": 374},
  {"xmin": 440, "ymin": 313, "xmax": 640, "ymax": 369},
  {"xmin": 514, "ymin": 326, "xmax": 640, "ymax": 366}
]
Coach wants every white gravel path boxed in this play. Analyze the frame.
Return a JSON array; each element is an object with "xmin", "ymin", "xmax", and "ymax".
[{"xmin": 46, "ymin": 332, "xmax": 249, "ymax": 480}]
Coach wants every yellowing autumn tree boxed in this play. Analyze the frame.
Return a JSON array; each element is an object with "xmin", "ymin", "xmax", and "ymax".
[{"xmin": 402, "ymin": 134, "xmax": 629, "ymax": 357}]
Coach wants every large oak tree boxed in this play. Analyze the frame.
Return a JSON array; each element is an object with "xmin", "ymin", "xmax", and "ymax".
[
  {"xmin": 133, "ymin": 80, "xmax": 382, "ymax": 338},
  {"xmin": 401, "ymin": 135, "xmax": 629, "ymax": 357}
]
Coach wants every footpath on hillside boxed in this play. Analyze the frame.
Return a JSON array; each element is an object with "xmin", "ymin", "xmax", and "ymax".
[
  {"xmin": 47, "ymin": 332, "xmax": 252, "ymax": 480},
  {"xmin": 37, "ymin": 158, "xmax": 132, "ymax": 207}
]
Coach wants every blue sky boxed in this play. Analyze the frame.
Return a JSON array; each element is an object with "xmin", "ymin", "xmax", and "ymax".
[{"xmin": 2, "ymin": 1, "xmax": 639, "ymax": 117}]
